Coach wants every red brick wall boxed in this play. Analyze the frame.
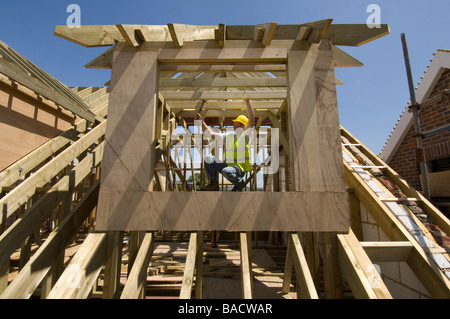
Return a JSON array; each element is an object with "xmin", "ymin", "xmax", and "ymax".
[{"xmin": 389, "ymin": 68, "xmax": 450, "ymax": 191}]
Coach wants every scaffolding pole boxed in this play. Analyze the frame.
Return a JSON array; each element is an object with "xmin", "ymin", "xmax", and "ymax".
[{"xmin": 400, "ymin": 32, "xmax": 430, "ymax": 199}]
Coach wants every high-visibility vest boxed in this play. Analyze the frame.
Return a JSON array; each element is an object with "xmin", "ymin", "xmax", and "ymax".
[{"xmin": 224, "ymin": 133, "xmax": 252, "ymax": 172}]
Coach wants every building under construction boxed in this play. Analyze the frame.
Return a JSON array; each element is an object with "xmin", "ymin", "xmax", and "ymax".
[{"xmin": 0, "ymin": 21, "xmax": 449, "ymax": 299}]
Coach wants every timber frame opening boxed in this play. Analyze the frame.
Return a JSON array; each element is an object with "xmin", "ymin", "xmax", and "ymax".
[{"xmin": 54, "ymin": 21, "xmax": 390, "ymax": 232}]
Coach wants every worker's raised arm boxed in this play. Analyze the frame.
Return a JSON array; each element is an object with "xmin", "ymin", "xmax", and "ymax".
[
  {"xmin": 245, "ymin": 98, "xmax": 255, "ymax": 128},
  {"xmin": 195, "ymin": 113, "xmax": 222, "ymax": 139}
]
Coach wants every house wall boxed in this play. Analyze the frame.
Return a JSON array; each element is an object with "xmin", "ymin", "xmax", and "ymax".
[
  {"xmin": 389, "ymin": 68, "xmax": 450, "ymax": 191},
  {"xmin": 0, "ymin": 80, "xmax": 74, "ymax": 171}
]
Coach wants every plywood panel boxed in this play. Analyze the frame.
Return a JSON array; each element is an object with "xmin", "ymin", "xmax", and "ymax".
[
  {"xmin": 98, "ymin": 46, "xmax": 159, "ymax": 193},
  {"xmin": 286, "ymin": 40, "xmax": 346, "ymax": 193},
  {"xmin": 96, "ymin": 45, "xmax": 159, "ymax": 228},
  {"xmin": 95, "ymin": 191, "xmax": 349, "ymax": 232}
]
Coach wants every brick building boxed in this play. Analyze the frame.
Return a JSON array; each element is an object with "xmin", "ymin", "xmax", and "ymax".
[{"xmin": 380, "ymin": 49, "xmax": 450, "ymax": 215}]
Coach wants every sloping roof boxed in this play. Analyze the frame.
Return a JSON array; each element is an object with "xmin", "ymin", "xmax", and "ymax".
[
  {"xmin": 0, "ymin": 41, "xmax": 97, "ymax": 123},
  {"xmin": 379, "ymin": 49, "xmax": 450, "ymax": 163}
]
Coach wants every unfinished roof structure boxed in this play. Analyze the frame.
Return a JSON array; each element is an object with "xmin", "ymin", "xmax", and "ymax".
[{"xmin": 0, "ymin": 21, "xmax": 449, "ymax": 300}]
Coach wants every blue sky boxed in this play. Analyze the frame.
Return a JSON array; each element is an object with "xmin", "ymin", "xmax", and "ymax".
[{"xmin": 0, "ymin": 0, "xmax": 449, "ymax": 154}]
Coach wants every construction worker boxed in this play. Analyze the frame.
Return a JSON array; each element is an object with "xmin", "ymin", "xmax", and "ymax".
[{"xmin": 195, "ymin": 98, "xmax": 255, "ymax": 191}]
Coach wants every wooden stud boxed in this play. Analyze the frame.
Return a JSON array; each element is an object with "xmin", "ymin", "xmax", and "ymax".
[
  {"xmin": 46, "ymin": 232, "xmax": 108, "ymax": 299},
  {"xmin": 337, "ymin": 231, "xmax": 378, "ymax": 299},
  {"xmin": 179, "ymin": 232, "xmax": 201, "ymax": 299},
  {"xmin": 121, "ymin": 232, "xmax": 155, "ymax": 299},
  {"xmin": 0, "ymin": 181, "xmax": 100, "ymax": 299},
  {"xmin": 320, "ymin": 232, "xmax": 342, "ymax": 298},
  {"xmin": 240, "ymin": 231, "xmax": 253, "ymax": 299},
  {"xmin": 289, "ymin": 233, "xmax": 319, "ymax": 299},
  {"xmin": 103, "ymin": 231, "xmax": 124, "ymax": 299}
]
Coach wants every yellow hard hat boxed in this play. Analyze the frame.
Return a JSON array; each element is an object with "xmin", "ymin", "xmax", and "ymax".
[{"xmin": 233, "ymin": 115, "xmax": 249, "ymax": 126}]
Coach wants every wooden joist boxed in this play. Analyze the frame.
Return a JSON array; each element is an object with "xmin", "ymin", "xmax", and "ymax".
[
  {"xmin": 160, "ymin": 90, "xmax": 286, "ymax": 100},
  {"xmin": 323, "ymin": 24, "xmax": 390, "ymax": 46},
  {"xmin": 0, "ymin": 181, "xmax": 100, "ymax": 299},
  {"xmin": 337, "ymin": 230, "xmax": 392, "ymax": 299},
  {"xmin": 55, "ymin": 22, "xmax": 389, "ymax": 48},
  {"xmin": 121, "ymin": 232, "xmax": 154, "ymax": 299},
  {"xmin": 159, "ymin": 77, "xmax": 286, "ymax": 88},
  {"xmin": 0, "ymin": 121, "xmax": 105, "ymax": 226},
  {"xmin": 46, "ymin": 232, "xmax": 108, "ymax": 299},
  {"xmin": 168, "ymin": 100, "xmax": 283, "ymax": 110},
  {"xmin": 179, "ymin": 232, "xmax": 203, "ymax": 299},
  {"xmin": 282, "ymin": 232, "xmax": 318, "ymax": 299},
  {"xmin": 341, "ymin": 126, "xmax": 450, "ymax": 237},
  {"xmin": 240, "ymin": 232, "xmax": 253, "ymax": 299},
  {"xmin": 0, "ymin": 41, "xmax": 96, "ymax": 122},
  {"xmin": 0, "ymin": 141, "xmax": 104, "ymax": 267}
]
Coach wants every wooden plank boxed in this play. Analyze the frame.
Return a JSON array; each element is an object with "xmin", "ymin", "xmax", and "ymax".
[
  {"xmin": 121, "ymin": 232, "xmax": 154, "ymax": 299},
  {"xmin": 425, "ymin": 170, "xmax": 450, "ymax": 197},
  {"xmin": 85, "ymin": 47, "xmax": 114, "ymax": 69},
  {"xmin": 341, "ymin": 126, "xmax": 450, "ymax": 239},
  {"xmin": 0, "ymin": 142, "xmax": 104, "ymax": 266},
  {"xmin": 155, "ymin": 41, "xmax": 290, "ymax": 64},
  {"xmin": 179, "ymin": 232, "xmax": 200, "ymax": 299},
  {"xmin": 0, "ymin": 181, "xmax": 100, "ymax": 299},
  {"xmin": 320, "ymin": 232, "xmax": 342, "ymax": 298},
  {"xmin": 176, "ymin": 109, "xmax": 274, "ymax": 119},
  {"xmin": 282, "ymin": 234, "xmax": 294, "ymax": 294},
  {"xmin": 240, "ymin": 232, "xmax": 253, "ymax": 299},
  {"xmin": 54, "ymin": 25, "xmax": 125, "ymax": 47},
  {"xmin": 217, "ymin": 23, "xmax": 226, "ymax": 47},
  {"xmin": 46, "ymin": 232, "xmax": 108, "ymax": 299},
  {"xmin": 95, "ymin": 191, "xmax": 349, "ymax": 232},
  {"xmin": 159, "ymin": 64, "xmax": 286, "ymax": 72},
  {"xmin": 342, "ymin": 230, "xmax": 392, "ymax": 299},
  {"xmin": 286, "ymin": 40, "xmax": 348, "ymax": 195},
  {"xmin": 116, "ymin": 24, "xmax": 141, "ymax": 47},
  {"xmin": 0, "ymin": 42, "xmax": 96, "ymax": 122},
  {"xmin": 103, "ymin": 231, "xmax": 124, "ymax": 299},
  {"xmin": 255, "ymin": 23, "xmax": 277, "ymax": 46},
  {"xmin": 167, "ymin": 23, "xmax": 190, "ymax": 47},
  {"xmin": 305, "ymin": 19, "xmax": 333, "ymax": 43},
  {"xmin": 168, "ymin": 100, "xmax": 283, "ymax": 110},
  {"xmin": 160, "ymin": 90, "xmax": 286, "ymax": 100},
  {"xmin": 54, "ymin": 23, "xmax": 390, "ymax": 47},
  {"xmin": 360, "ymin": 241, "xmax": 413, "ymax": 262},
  {"xmin": 159, "ymin": 77, "xmax": 286, "ymax": 88},
  {"xmin": 323, "ymin": 24, "xmax": 390, "ymax": 46},
  {"xmin": 337, "ymin": 232, "xmax": 378, "ymax": 299},
  {"xmin": 332, "ymin": 45, "xmax": 364, "ymax": 67},
  {"xmin": 289, "ymin": 233, "xmax": 319, "ymax": 299}
]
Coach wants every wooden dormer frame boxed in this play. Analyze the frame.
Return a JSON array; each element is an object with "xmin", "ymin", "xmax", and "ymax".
[{"xmin": 54, "ymin": 22, "xmax": 390, "ymax": 232}]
